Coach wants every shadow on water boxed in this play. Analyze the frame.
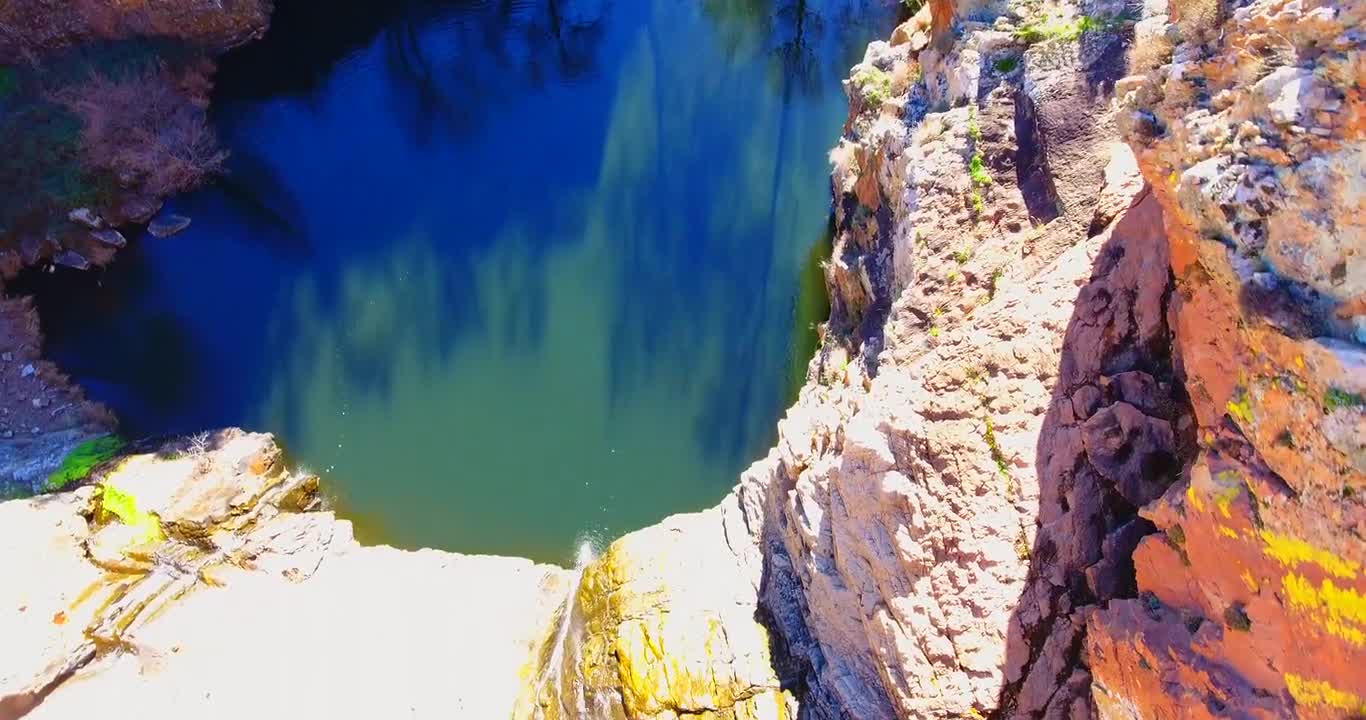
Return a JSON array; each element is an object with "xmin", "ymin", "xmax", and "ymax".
[{"xmin": 21, "ymin": 0, "xmax": 894, "ymax": 561}]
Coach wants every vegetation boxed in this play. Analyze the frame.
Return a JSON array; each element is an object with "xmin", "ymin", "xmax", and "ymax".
[
  {"xmin": 966, "ymin": 105, "xmax": 991, "ymax": 215},
  {"xmin": 984, "ymin": 417, "xmax": 1009, "ymax": 476},
  {"xmin": 44, "ymin": 435, "xmax": 125, "ymax": 492},
  {"xmin": 0, "ymin": 100, "xmax": 102, "ymax": 229},
  {"xmin": 51, "ymin": 67, "xmax": 226, "ymax": 202},
  {"xmin": 853, "ymin": 66, "xmax": 894, "ymax": 106},
  {"xmin": 993, "ymin": 56, "xmax": 1019, "ymax": 73},
  {"xmin": 1014, "ymin": 15, "xmax": 1105, "ymax": 44},
  {"xmin": 1323, "ymin": 387, "xmax": 1365, "ymax": 413},
  {"xmin": 969, "ymin": 155, "xmax": 992, "ymax": 186},
  {"xmin": 1226, "ymin": 390, "xmax": 1256, "ymax": 425}
]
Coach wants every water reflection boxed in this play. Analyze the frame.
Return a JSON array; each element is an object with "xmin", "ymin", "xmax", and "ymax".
[{"xmin": 25, "ymin": 0, "xmax": 892, "ymax": 560}]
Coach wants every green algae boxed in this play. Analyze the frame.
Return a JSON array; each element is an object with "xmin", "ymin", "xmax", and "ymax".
[{"xmin": 45, "ymin": 435, "xmax": 126, "ymax": 492}]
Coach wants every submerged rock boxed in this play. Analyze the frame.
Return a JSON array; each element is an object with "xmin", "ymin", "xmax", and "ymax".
[
  {"xmin": 147, "ymin": 214, "xmax": 192, "ymax": 239},
  {"xmin": 65, "ymin": 208, "xmax": 102, "ymax": 230},
  {"xmin": 90, "ymin": 229, "xmax": 126, "ymax": 248},
  {"xmin": 51, "ymin": 250, "xmax": 89, "ymax": 270}
]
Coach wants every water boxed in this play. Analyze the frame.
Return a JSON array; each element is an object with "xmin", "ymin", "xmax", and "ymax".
[
  {"xmin": 21, "ymin": 0, "xmax": 892, "ymax": 562},
  {"xmin": 537, "ymin": 538, "xmax": 598, "ymax": 715}
]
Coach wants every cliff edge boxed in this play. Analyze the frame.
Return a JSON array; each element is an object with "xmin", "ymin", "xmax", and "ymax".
[{"xmin": 1, "ymin": 0, "xmax": 1361, "ymax": 716}]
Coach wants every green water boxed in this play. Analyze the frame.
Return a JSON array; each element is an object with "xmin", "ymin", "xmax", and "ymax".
[{"xmin": 31, "ymin": 0, "xmax": 892, "ymax": 561}]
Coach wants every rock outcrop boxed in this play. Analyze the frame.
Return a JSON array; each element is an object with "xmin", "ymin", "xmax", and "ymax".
[
  {"xmin": 1088, "ymin": 0, "xmax": 1366, "ymax": 714},
  {"xmin": 2, "ymin": 0, "xmax": 1361, "ymax": 715},
  {"xmin": 0, "ymin": 296, "xmax": 113, "ymax": 499},
  {"xmin": 0, "ymin": 430, "xmax": 567, "ymax": 719},
  {"xmin": 517, "ymin": 0, "xmax": 1363, "ymax": 714}
]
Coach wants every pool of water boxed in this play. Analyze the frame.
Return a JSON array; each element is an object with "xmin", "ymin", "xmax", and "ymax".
[{"xmin": 23, "ymin": 0, "xmax": 891, "ymax": 561}]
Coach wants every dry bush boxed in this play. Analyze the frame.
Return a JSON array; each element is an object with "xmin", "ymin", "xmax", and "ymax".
[
  {"xmin": 1128, "ymin": 20, "xmax": 1176, "ymax": 74},
  {"xmin": 1173, "ymin": 0, "xmax": 1222, "ymax": 38},
  {"xmin": 50, "ymin": 67, "xmax": 226, "ymax": 199}
]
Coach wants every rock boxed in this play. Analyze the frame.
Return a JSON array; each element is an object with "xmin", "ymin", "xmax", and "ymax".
[
  {"xmin": 30, "ymin": 398, "xmax": 46, "ymax": 409},
  {"xmin": 19, "ymin": 233, "xmax": 53, "ymax": 266},
  {"xmin": 516, "ymin": 495, "xmax": 790, "ymax": 720},
  {"xmin": 90, "ymin": 229, "xmax": 127, "ymax": 248},
  {"xmin": 1, "ymin": 431, "xmax": 569, "ymax": 718},
  {"xmin": 118, "ymin": 196, "xmax": 162, "ymax": 224},
  {"xmin": 1090, "ymin": 0, "xmax": 1366, "ymax": 713},
  {"xmin": 52, "ymin": 250, "xmax": 90, "ymax": 270},
  {"xmin": 2, "ymin": 352, "xmax": 11, "ymax": 362},
  {"xmin": 20, "ymin": 364, "xmax": 34, "ymax": 377},
  {"xmin": 147, "ymin": 214, "xmax": 191, "ymax": 239},
  {"xmin": 66, "ymin": 208, "xmax": 103, "ymax": 229}
]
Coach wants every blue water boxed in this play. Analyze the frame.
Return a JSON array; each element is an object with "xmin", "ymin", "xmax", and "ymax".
[{"xmin": 27, "ymin": 0, "xmax": 892, "ymax": 561}]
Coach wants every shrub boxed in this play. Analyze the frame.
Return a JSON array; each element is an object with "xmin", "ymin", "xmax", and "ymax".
[
  {"xmin": 1173, "ymin": 0, "xmax": 1221, "ymax": 37},
  {"xmin": 969, "ymin": 155, "xmax": 992, "ymax": 186},
  {"xmin": 51, "ymin": 66, "xmax": 226, "ymax": 200},
  {"xmin": 853, "ymin": 66, "xmax": 894, "ymax": 106}
]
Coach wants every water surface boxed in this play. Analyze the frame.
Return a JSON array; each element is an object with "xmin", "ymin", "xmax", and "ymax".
[{"xmin": 27, "ymin": 0, "xmax": 891, "ymax": 561}]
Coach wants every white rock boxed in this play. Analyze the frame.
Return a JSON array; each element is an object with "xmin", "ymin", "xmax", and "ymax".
[{"xmin": 67, "ymin": 208, "xmax": 103, "ymax": 229}]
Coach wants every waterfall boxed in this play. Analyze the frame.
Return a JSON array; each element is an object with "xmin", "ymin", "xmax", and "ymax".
[{"xmin": 537, "ymin": 539, "xmax": 597, "ymax": 717}]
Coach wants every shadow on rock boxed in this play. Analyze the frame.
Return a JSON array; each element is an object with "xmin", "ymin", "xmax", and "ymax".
[{"xmin": 996, "ymin": 189, "xmax": 1196, "ymax": 717}]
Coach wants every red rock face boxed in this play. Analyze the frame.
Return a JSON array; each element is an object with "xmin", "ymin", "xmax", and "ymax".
[{"xmin": 1090, "ymin": 0, "xmax": 1365, "ymax": 713}]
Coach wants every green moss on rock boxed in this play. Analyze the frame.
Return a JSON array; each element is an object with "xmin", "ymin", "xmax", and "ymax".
[{"xmin": 45, "ymin": 435, "xmax": 125, "ymax": 492}]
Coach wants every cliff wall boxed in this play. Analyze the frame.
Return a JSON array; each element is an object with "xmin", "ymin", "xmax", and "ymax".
[{"xmin": 1, "ymin": 0, "xmax": 1361, "ymax": 716}]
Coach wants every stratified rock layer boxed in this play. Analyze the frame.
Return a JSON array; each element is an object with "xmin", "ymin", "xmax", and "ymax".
[{"xmin": 0, "ymin": 430, "xmax": 567, "ymax": 719}]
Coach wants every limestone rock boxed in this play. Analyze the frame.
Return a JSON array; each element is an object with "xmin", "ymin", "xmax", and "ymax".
[
  {"xmin": 515, "ymin": 495, "xmax": 792, "ymax": 720},
  {"xmin": 0, "ymin": 431, "xmax": 568, "ymax": 719}
]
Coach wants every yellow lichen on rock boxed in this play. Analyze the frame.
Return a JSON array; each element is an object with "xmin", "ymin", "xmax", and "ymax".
[
  {"xmin": 1261, "ymin": 531, "xmax": 1362, "ymax": 580},
  {"xmin": 516, "ymin": 498, "xmax": 793, "ymax": 720},
  {"xmin": 1285, "ymin": 673, "xmax": 1366, "ymax": 714}
]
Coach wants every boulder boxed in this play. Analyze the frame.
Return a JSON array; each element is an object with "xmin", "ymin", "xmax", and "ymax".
[
  {"xmin": 90, "ymin": 229, "xmax": 127, "ymax": 248},
  {"xmin": 147, "ymin": 214, "xmax": 191, "ymax": 239}
]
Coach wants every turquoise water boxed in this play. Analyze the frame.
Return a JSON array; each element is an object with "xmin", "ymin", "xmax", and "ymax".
[{"xmin": 27, "ymin": 0, "xmax": 891, "ymax": 561}]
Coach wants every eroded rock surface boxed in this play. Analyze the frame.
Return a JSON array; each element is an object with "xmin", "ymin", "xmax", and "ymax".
[
  {"xmin": 515, "ymin": 495, "xmax": 795, "ymax": 720},
  {"xmin": 0, "ymin": 296, "xmax": 113, "ymax": 498},
  {"xmin": 0, "ymin": 430, "xmax": 567, "ymax": 719},
  {"xmin": 3, "ymin": 0, "xmax": 1362, "ymax": 716},
  {"xmin": 1088, "ymin": 0, "xmax": 1366, "ymax": 714}
]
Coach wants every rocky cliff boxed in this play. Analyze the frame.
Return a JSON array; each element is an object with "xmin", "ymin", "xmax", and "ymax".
[
  {"xmin": 1, "ymin": 0, "xmax": 1361, "ymax": 716},
  {"xmin": 1, "ymin": 429, "xmax": 567, "ymax": 719},
  {"xmin": 517, "ymin": 0, "xmax": 1363, "ymax": 715}
]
